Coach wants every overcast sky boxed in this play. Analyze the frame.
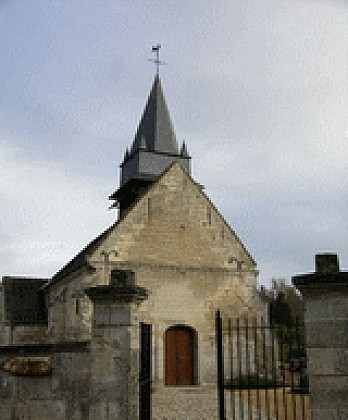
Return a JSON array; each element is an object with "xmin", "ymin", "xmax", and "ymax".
[{"xmin": 1, "ymin": 0, "xmax": 347, "ymax": 288}]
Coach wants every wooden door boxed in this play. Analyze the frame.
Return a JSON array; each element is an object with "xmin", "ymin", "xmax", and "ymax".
[{"xmin": 165, "ymin": 326, "xmax": 195, "ymax": 385}]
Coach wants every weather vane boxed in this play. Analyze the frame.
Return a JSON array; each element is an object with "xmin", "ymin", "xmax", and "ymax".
[{"xmin": 148, "ymin": 44, "xmax": 166, "ymax": 75}]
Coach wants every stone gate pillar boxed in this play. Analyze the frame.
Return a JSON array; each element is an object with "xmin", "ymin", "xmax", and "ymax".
[
  {"xmin": 85, "ymin": 269, "xmax": 148, "ymax": 420},
  {"xmin": 292, "ymin": 253, "xmax": 348, "ymax": 420}
]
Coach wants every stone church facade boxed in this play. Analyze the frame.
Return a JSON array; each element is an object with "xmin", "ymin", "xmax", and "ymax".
[{"xmin": 0, "ymin": 75, "xmax": 267, "ymax": 418}]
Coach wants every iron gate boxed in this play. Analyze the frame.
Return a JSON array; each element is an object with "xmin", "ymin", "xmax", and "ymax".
[{"xmin": 216, "ymin": 310, "xmax": 310, "ymax": 420}]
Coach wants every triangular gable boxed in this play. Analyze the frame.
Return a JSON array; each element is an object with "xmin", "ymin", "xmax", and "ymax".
[{"xmin": 89, "ymin": 161, "xmax": 256, "ymax": 269}]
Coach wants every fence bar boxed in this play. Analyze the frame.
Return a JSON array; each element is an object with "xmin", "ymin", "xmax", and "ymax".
[
  {"xmin": 228, "ymin": 319, "xmax": 236, "ymax": 420},
  {"xmin": 280, "ymin": 324, "xmax": 288, "ymax": 420},
  {"xmin": 236, "ymin": 318, "xmax": 243, "ymax": 419},
  {"xmin": 216, "ymin": 310, "xmax": 226, "ymax": 420},
  {"xmin": 253, "ymin": 318, "xmax": 261, "ymax": 420},
  {"xmin": 289, "ymin": 323, "xmax": 296, "ymax": 419},
  {"xmin": 245, "ymin": 317, "xmax": 252, "ymax": 420},
  {"xmin": 301, "ymin": 321, "xmax": 307, "ymax": 420},
  {"xmin": 218, "ymin": 312, "xmax": 310, "ymax": 420},
  {"xmin": 260, "ymin": 318, "xmax": 270, "ymax": 419},
  {"xmin": 271, "ymin": 323, "xmax": 278, "ymax": 420},
  {"xmin": 294, "ymin": 319, "xmax": 299, "ymax": 420},
  {"xmin": 274, "ymin": 326, "xmax": 288, "ymax": 420}
]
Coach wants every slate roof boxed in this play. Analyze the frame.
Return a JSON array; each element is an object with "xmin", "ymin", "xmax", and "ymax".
[
  {"xmin": 2, "ymin": 277, "xmax": 49, "ymax": 325},
  {"xmin": 130, "ymin": 75, "xmax": 179, "ymax": 154},
  {"xmin": 43, "ymin": 223, "xmax": 117, "ymax": 289}
]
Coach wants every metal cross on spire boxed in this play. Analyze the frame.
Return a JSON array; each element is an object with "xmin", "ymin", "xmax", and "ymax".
[{"xmin": 148, "ymin": 44, "xmax": 166, "ymax": 75}]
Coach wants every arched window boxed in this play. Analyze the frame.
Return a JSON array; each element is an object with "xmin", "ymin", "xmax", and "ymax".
[{"xmin": 164, "ymin": 325, "xmax": 197, "ymax": 386}]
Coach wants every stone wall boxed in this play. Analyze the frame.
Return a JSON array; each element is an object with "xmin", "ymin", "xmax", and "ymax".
[
  {"xmin": 92, "ymin": 162, "xmax": 256, "ymax": 273},
  {"xmin": 47, "ymin": 265, "xmax": 265, "ymax": 388},
  {"xmin": 293, "ymin": 253, "xmax": 348, "ymax": 420},
  {"xmin": 46, "ymin": 162, "xmax": 265, "ymax": 387},
  {"xmin": 0, "ymin": 344, "xmax": 90, "ymax": 419},
  {"xmin": 10, "ymin": 325, "xmax": 48, "ymax": 345},
  {"xmin": 86, "ymin": 273, "xmax": 147, "ymax": 419},
  {"xmin": 47, "ymin": 271, "xmax": 103, "ymax": 342},
  {"xmin": 0, "ymin": 161, "xmax": 267, "ymax": 418}
]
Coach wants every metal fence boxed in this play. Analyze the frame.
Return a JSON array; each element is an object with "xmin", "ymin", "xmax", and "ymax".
[{"xmin": 216, "ymin": 310, "xmax": 310, "ymax": 420}]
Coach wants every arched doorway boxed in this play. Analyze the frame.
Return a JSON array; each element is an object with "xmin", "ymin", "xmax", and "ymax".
[{"xmin": 164, "ymin": 325, "xmax": 197, "ymax": 385}]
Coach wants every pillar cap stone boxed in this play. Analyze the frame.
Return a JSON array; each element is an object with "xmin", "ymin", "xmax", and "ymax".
[
  {"xmin": 85, "ymin": 268, "xmax": 147, "ymax": 302},
  {"xmin": 293, "ymin": 271, "xmax": 348, "ymax": 286},
  {"xmin": 292, "ymin": 253, "xmax": 348, "ymax": 291},
  {"xmin": 85, "ymin": 284, "xmax": 148, "ymax": 302},
  {"xmin": 315, "ymin": 253, "xmax": 339, "ymax": 273}
]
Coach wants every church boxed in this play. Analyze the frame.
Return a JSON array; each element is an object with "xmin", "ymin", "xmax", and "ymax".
[{"xmin": 0, "ymin": 73, "xmax": 267, "ymax": 419}]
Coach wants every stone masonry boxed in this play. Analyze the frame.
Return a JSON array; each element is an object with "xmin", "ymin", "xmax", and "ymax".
[{"xmin": 293, "ymin": 253, "xmax": 348, "ymax": 420}]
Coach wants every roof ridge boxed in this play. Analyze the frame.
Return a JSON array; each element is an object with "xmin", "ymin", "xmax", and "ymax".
[{"xmin": 46, "ymin": 222, "xmax": 118, "ymax": 288}]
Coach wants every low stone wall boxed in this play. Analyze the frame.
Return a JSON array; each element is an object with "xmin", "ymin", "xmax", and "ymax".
[
  {"xmin": 0, "ymin": 342, "xmax": 91, "ymax": 420},
  {"xmin": 0, "ymin": 373, "xmax": 66, "ymax": 420}
]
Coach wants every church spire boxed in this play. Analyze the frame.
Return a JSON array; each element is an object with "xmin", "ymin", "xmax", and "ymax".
[
  {"xmin": 130, "ymin": 75, "xmax": 179, "ymax": 155},
  {"xmin": 110, "ymin": 73, "xmax": 191, "ymax": 217}
]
